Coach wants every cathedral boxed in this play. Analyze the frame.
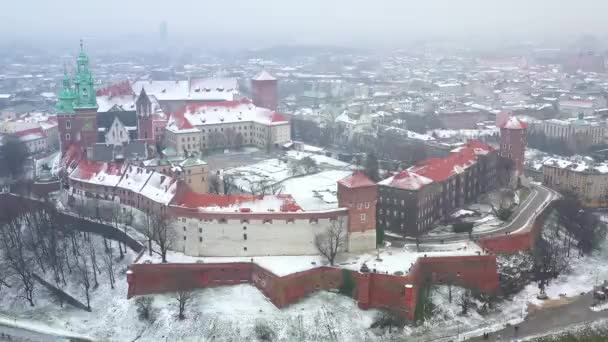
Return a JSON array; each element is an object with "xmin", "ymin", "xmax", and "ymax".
[{"xmin": 56, "ymin": 43, "xmax": 153, "ymax": 162}]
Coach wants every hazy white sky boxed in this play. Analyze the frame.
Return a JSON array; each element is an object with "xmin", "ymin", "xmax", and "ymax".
[{"xmin": 2, "ymin": 0, "xmax": 607, "ymax": 47}]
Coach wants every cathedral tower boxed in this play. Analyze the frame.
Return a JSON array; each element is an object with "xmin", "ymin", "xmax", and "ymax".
[{"xmin": 57, "ymin": 41, "xmax": 98, "ymax": 157}]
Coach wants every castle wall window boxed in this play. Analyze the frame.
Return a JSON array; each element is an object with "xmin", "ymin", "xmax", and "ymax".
[{"xmin": 66, "ymin": 120, "xmax": 71, "ymax": 129}]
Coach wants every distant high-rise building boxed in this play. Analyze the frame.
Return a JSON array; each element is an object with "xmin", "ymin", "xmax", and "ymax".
[{"xmin": 160, "ymin": 21, "xmax": 168, "ymax": 42}]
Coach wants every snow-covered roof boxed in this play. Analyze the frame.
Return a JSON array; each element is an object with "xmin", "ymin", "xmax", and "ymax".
[
  {"xmin": 500, "ymin": 116, "xmax": 528, "ymax": 130},
  {"xmin": 379, "ymin": 171, "xmax": 433, "ymax": 191},
  {"xmin": 19, "ymin": 133, "xmax": 45, "ymax": 142},
  {"xmin": 96, "ymin": 95, "xmax": 136, "ymax": 112},
  {"xmin": 139, "ymin": 172, "xmax": 178, "ymax": 205},
  {"xmin": 116, "ymin": 165, "xmax": 151, "ymax": 193},
  {"xmin": 69, "ymin": 161, "xmax": 125, "ymax": 188},
  {"xmin": 543, "ymin": 157, "xmax": 608, "ymax": 173},
  {"xmin": 252, "ymin": 70, "xmax": 276, "ymax": 81},
  {"xmin": 338, "ymin": 172, "xmax": 375, "ymax": 189},
  {"xmin": 131, "ymin": 78, "xmax": 238, "ymax": 102},
  {"xmin": 166, "ymin": 99, "xmax": 288, "ymax": 133},
  {"xmin": 379, "ymin": 141, "xmax": 494, "ymax": 190},
  {"xmin": 172, "ymin": 192, "xmax": 302, "ymax": 213}
]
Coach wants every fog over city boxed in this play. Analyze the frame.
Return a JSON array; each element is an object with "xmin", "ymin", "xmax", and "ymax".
[
  {"xmin": 2, "ymin": 0, "xmax": 608, "ymax": 48},
  {"xmin": 4, "ymin": 1, "xmax": 608, "ymax": 341}
]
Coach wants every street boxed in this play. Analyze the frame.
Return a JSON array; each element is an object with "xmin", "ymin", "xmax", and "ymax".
[
  {"xmin": 398, "ymin": 184, "xmax": 559, "ymax": 245},
  {"xmin": 466, "ymin": 293, "xmax": 608, "ymax": 341}
]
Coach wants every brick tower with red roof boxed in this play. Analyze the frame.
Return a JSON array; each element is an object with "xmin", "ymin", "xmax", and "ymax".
[
  {"xmin": 251, "ymin": 71, "xmax": 278, "ymax": 111},
  {"xmin": 499, "ymin": 116, "xmax": 527, "ymax": 177},
  {"xmin": 338, "ymin": 172, "xmax": 377, "ymax": 252}
]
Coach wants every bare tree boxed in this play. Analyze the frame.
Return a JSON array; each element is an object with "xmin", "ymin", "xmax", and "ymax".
[
  {"xmin": 221, "ymin": 174, "xmax": 238, "ymax": 195},
  {"xmin": 459, "ymin": 289, "xmax": 473, "ymax": 315},
  {"xmin": 143, "ymin": 211, "xmax": 154, "ymax": 256},
  {"xmin": 74, "ymin": 248, "xmax": 92, "ymax": 311},
  {"xmin": 108, "ymin": 203, "xmax": 125, "ymax": 259},
  {"xmin": 151, "ymin": 213, "xmax": 174, "ymax": 263},
  {"xmin": 224, "ymin": 128, "xmax": 238, "ymax": 149},
  {"xmin": 208, "ymin": 173, "xmax": 221, "ymax": 194},
  {"xmin": 135, "ymin": 296, "xmax": 155, "ymax": 321},
  {"xmin": 173, "ymin": 272, "xmax": 194, "ymax": 320},
  {"xmin": 248, "ymin": 178, "xmax": 284, "ymax": 196},
  {"xmin": 102, "ymin": 240, "xmax": 116, "ymax": 289},
  {"xmin": 234, "ymin": 132, "xmax": 244, "ymax": 150},
  {"xmin": 0, "ymin": 215, "xmax": 36, "ymax": 306},
  {"xmin": 314, "ymin": 218, "xmax": 347, "ymax": 266}
]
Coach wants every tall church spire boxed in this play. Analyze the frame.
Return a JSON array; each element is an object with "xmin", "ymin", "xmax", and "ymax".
[
  {"xmin": 73, "ymin": 40, "xmax": 98, "ymax": 110},
  {"xmin": 56, "ymin": 68, "xmax": 75, "ymax": 114}
]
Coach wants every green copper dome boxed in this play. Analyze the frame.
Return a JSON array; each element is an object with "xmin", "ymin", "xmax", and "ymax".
[
  {"xmin": 55, "ymin": 41, "xmax": 98, "ymax": 113},
  {"xmin": 56, "ymin": 70, "xmax": 75, "ymax": 114},
  {"xmin": 73, "ymin": 41, "xmax": 98, "ymax": 110}
]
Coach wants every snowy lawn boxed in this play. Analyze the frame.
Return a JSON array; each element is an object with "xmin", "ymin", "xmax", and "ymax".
[
  {"xmin": 286, "ymin": 150, "xmax": 350, "ymax": 168},
  {"xmin": 1, "ymin": 280, "xmax": 381, "ymax": 341},
  {"xmin": 138, "ymin": 250, "xmax": 327, "ymax": 277},
  {"xmin": 340, "ymin": 242, "xmax": 484, "ymax": 276},
  {"xmin": 281, "ymin": 170, "xmax": 352, "ymax": 210},
  {"xmin": 34, "ymin": 151, "xmax": 61, "ymax": 181}
]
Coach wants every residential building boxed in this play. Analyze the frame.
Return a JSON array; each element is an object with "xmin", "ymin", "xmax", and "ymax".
[
  {"xmin": 163, "ymin": 99, "xmax": 290, "ymax": 155},
  {"xmin": 376, "ymin": 141, "xmax": 497, "ymax": 236},
  {"xmin": 542, "ymin": 157, "xmax": 608, "ymax": 207}
]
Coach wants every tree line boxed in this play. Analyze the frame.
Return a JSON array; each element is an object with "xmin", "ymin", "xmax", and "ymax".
[{"xmin": 0, "ymin": 202, "xmax": 124, "ymax": 310}]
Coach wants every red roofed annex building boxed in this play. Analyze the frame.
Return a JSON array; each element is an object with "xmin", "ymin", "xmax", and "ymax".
[{"xmin": 376, "ymin": 141, "xmax": 497, "ymax": 237}]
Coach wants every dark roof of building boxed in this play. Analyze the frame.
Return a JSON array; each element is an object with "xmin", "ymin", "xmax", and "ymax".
[
  {"xmin": 124, "ymin": 140, "xmax": 147, "ymax": 160},
  {"xmin": 97, "ymin": 111, "xmax": 138, "ymax": 142},
  {"xmin": 91, "ymin": 141, "xmax": 148, "ymax": 162},
  {"xmin": 91, "ymin": 144, "xmax": 114, "ymax": 162}
]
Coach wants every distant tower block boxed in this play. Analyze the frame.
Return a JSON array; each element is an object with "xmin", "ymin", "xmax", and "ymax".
[
  {"xmin": 160, "ymin": 21, "xmax": 168, "ymax": 42},
  {"xmin": 251, "ymin": 70, "xmax": 278, "ymax": 111},
  {"xmin": 499, "ymin": 116, "xmax": 527, "ymax": 176}
]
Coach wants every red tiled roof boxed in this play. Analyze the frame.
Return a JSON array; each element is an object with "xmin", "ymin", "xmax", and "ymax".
[
  {"xmin": 96, "ymin": 80, "xmax": 134, "ymax": 97},
  {"xmin": 172, "ymin": 190, "xmax": 303, "ymax": 212},
  {"xmin": 271, "ymin": 112, "xmax": 288, "ymax": 123},
  {"xmin": 338, "ymin": 172, "xmax": 376, "ymax": 188},
  {"xmin": 69, "ymin": 160, "xmax": 124, "ymax": 182},
  {"xmin": 14, "ymin": 127, "xmax": 45, "ymax": 138},
  {"xmin": 410, "ymin": 148, "xmax": 477, "ymax": 182},
  {"xmin": 173, "ymin": 98, "xmax": 253, "ymax": 117}
]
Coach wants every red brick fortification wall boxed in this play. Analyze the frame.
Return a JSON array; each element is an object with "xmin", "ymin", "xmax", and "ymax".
[
  {"xmin": 126, "ymin": 263, "xmax": 253, "ymax": 298},
  {"xmin": 126, "ymin": 257, "xmax": 501, "ymax": 322},
  {"xmin": 478, "ymin": 233, "xmax": 533, "ymax": 254},
  {"xmin": 414, "ymin": 255, "xmax": 499, "ymax": 293},
  {"xmin": 355, "ymin": 255, "xmax": 500, "ymax": 321},
  {"xmin": 356, "ymin": 272, "xmax": 416, "ymax": 319},
  {"xmin": 478, "ymin": 200, "xmax": 556, "ymax": 254},
  {"xmin": 252, "ymin": 265, "xmax": 343, "ymax": 307}
]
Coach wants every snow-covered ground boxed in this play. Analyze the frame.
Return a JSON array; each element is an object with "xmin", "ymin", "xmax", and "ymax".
[
  {"xmin": 286, "ymin": 150, "xmax": 350, "ymax": 168},
  {"xmin": 1, "ymin": 265, "xmax": 381, "ymax": 341},
  {"xmin": 281, "ymin": 170, "xmax": 352, "ymax": 210},
  {"xmin": 34, "ymin": 151, "xmax": 61, "ymax": 181},
  {"xmin": 341, "ymin": 242, "xmax": 484, "ymax": 276},
  {"xmin": 224, "ymin": 152, "xmax": 351, "ymax": 196}
]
